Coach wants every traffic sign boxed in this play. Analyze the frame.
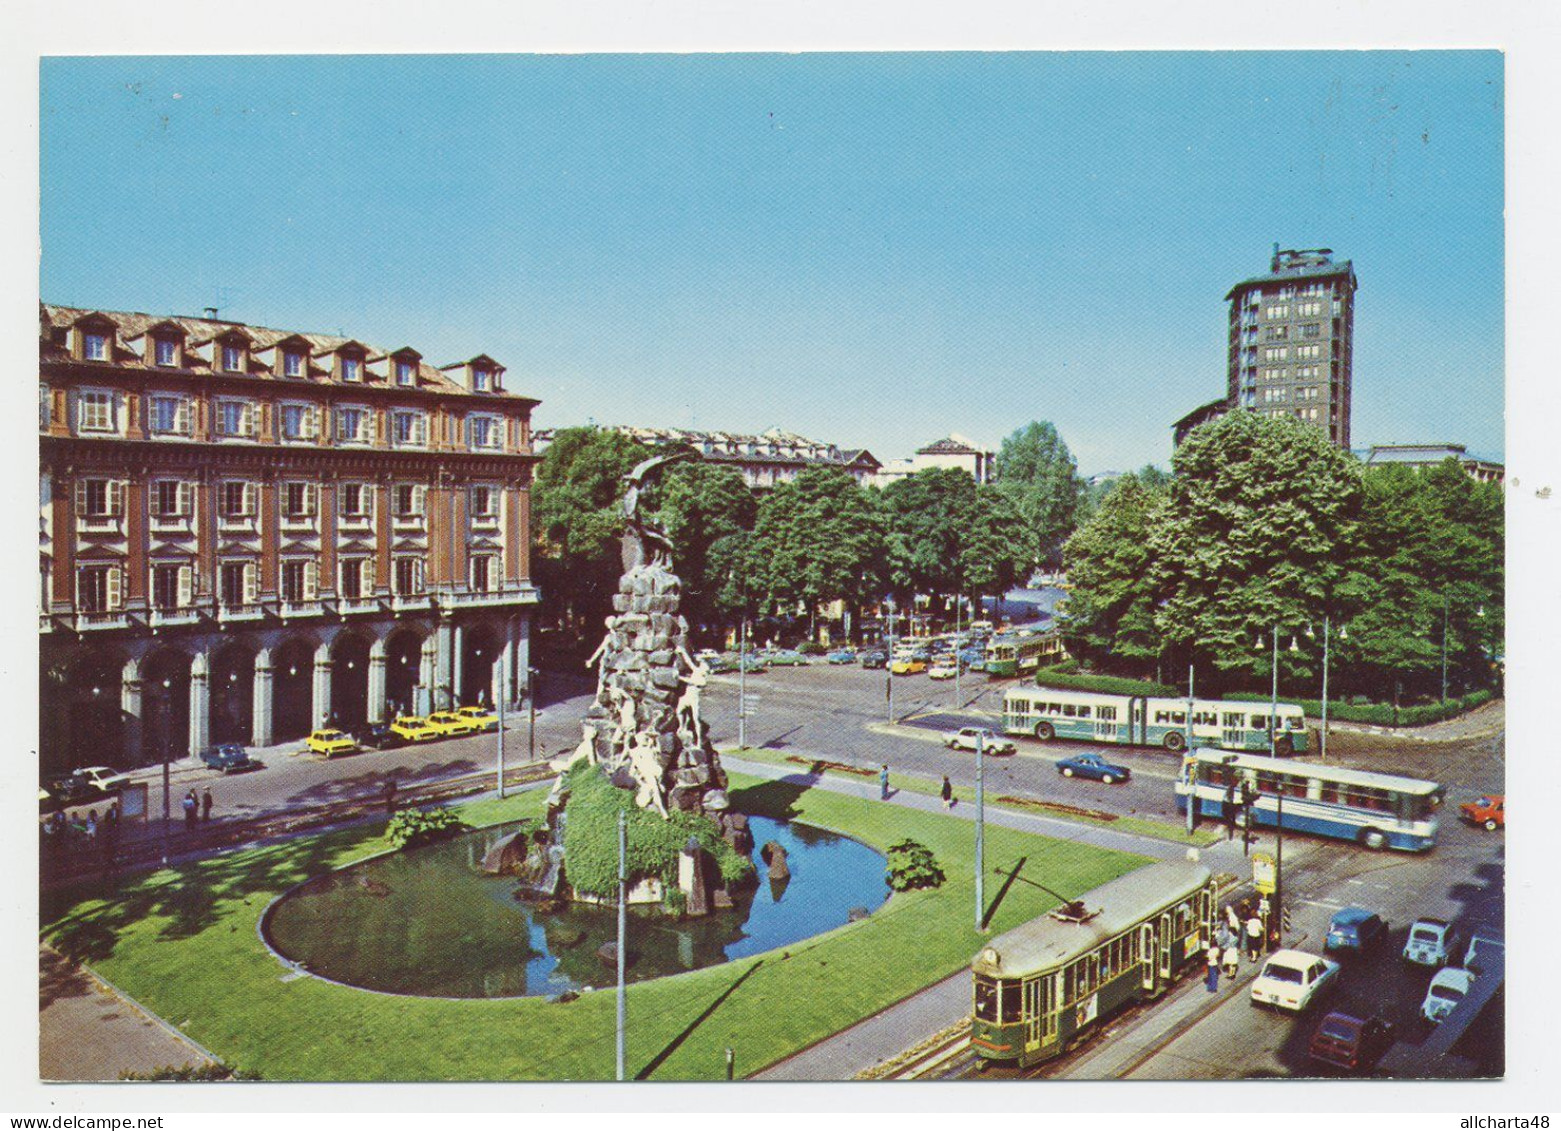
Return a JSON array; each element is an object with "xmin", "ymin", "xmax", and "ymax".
[{"xmin": 1252, "ymin": 852, "xmax": 1277, "ymax": 895}]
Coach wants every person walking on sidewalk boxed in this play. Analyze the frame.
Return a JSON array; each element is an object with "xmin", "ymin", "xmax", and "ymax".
[
  {"xmin": 1205, "ymin": 943, "xmax": 1221, "ymax": 992},
  {"xmin": 182, "ymin": 789, "xmax": 198, "ymax": 831},
  {"xmin": 1223, "ymin": 942, "xmax": 1241, "ymax": 980},
  {"xmin": 1245, "ymin": 912, "xmax": 1265, "ymax": 960},
  {"xmin": 880, "ymin": 764, "xmax": 890, "ymax": 801},
  {"xmin": 941, "ymin": 776, "xmax": 954, "ymax": 810},
  {"xmin": 201, "ymin": 788, "xmax": 213, "ymax": 822}
]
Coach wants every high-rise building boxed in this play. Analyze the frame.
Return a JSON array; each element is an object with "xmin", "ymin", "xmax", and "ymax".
[
  {"xmin": 1225, "ymin": 246, "xmax": 1357, "ymax": 448},
  {"xmin": 39, "ymin": 304, "xmax": 540, "ymax": 775}
]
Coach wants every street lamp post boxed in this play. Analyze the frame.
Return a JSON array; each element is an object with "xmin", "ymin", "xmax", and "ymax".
[
  {"xmin": 528, "ymin": 666, "xmax": 538, "ymax": 769},
  {"xmin": 159, "ymin": 678, "xmax": 172, "ymax": 866},
  {"xmin": 1184, "ymin": 663, "xmax": 1196, "ymax": 834},
  {"xmin": 975, "ymin": 729, "xmax": 986, "ymax": 931},
  {"xmin": 885, "ymin": 600, "xmax": 898, "ymax": 725},
  {"xmin": 616, "ymin": 807, "xmax": 627, "ymax": 1082},
  {"xmin": 495, "ymin": 651, "xmax": 506, "ymax": 798},
  {"xmin": 738, "ymin": 616, "xmax": 748, "ymax": 750},
  {"xmin": 1441, "ymin": 591, "xmax": 1450, "ymax": 704}
]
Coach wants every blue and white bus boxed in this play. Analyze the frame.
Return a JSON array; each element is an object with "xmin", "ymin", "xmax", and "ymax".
[
  {"xmin": 1174, "ymin": 749, "xmax": 1443, "ymax": 852},
  {"xmin": 1003, "ymin": 687, "xmax": 1309, "ymax": 755}
]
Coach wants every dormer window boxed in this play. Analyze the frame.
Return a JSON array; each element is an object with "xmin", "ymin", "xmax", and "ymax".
[
  {"xmin": 396, "ymin": 359, "xmax": 416, "ymax": 386},
  {"xmin": 342, "ymin": 356, "xmax": 361, "ymax": 382},
  {"xmin": 154, "ymin": 338, "xmax": 178, "ymax": 366},
  {"xmin": 221, "ymin": 343, "xmax": 244, "ymax": 373},
  {"xmin": 473, "ymin": 366, "xmax": 491, "ymax": 393},
  {"xmin": 283, "ymin": 350, "xmax": 304, "ymax": 378},
  {"xmin": 84, "ymin": 332, "xmax": 108, "ymax": 361}
]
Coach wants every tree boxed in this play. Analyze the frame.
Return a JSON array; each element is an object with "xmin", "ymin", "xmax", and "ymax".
[
  {"xmin": 1077, "ymin": 463, "xmax": 1172, "ymax": 527},
  {"xmin": 651, "ymin": 461, "xmax": 758, "ymax": 635},
  {"xmin": 1149, "ymin": 411, "xmax": 1364, "ymax": 689},
  {"xmin": 880, "ymin": 470, "xmax": 1027, "ymax": 617},
  {"xmin": 993, "ymin": 421, "xmax": 1083, "ymax": 572},
  {"xmin": 530, "ymin": 427, "xmax": 650, "ymax": 634},
  {"xmin": 1062, "ymin": 472, "xmax": 1169, "ymax": 674}
]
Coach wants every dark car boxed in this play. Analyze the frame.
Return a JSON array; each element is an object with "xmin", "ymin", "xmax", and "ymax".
[
  {"xmin": 353, "ymin": 722, "xmax": 407, "ymax": 751},
  {"xmin": 860, "ymin": 651, "xmax": 888, "ymax": 669},
  {"xmin": 1055, "ymin": 752, "xmax": 1131, "ymax": 784},
  {"xmin": 201, "ymin": 743, "xmax": 259, "ymax": 773},
  {"xmin": 1325, "ymin": 907, "xmax": 1389, "ymax": 955},
  {"xmin": 1308, "ymin": 1011, "xmax": 1395, "ymax": 1073}
]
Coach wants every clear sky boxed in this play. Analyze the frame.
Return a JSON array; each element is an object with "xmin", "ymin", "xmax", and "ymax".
[{"xmin": 39, "ymin": 51, "xmax": 1503, "ymax": 474}]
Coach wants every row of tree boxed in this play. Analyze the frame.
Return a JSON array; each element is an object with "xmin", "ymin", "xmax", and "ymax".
[
  {"xmin": 531, "ymin": 421, "xmax": 1090, "ymax": 647},
  {"xmin": 1062, "ymin": 411, "xmax": 1504, "ymax": 703}
]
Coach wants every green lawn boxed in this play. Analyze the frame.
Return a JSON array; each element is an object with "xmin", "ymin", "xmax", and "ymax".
[{"xmin": 42, "ymin": 774, "xmax": 1145, "ymax": 1081}]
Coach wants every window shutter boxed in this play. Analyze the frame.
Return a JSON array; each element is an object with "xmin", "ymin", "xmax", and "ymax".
[
  {"xmin": 304, "ymin": 483, "xmax": 317, "ymax": 517},
  {"xmin": 175, "ymin": 399, "xmax": 191, "ymax": 434},
  {"xmin": 412, "ymin": 485, "xmax": 427, "ymax": 515},
  {"xmin": 73, "ymin": 479, "xmax": 88, "ymax": 516},
  {"xmin": 361, "ymin": 558, "xmax": 375, "ymax": 596},
  {"xmin": 244, "ymin": 482, "xmax": 258, "ymax": 517},
  {"xmin": 303, "ymin": 560, "xmax": 318, "ymax": 600},
  {"xmin": 108, "ymin": 480, "xmax": 125, "ymax": 516},
  {"xmin": 106, "ymin": 564, "xmax": 123, "ymax": 610},
  {"xmin": 365, "ymin": 485, "xmax": 376, "ymax": 524},
  {"xmin": 244, "ymin": 562, "xmax": 259, "ymax": 606},
  {"xmin": 414, "ymin": 558, "xmax": 424, "ymax": 591},
  {"xmin": 465, "ymin": 416, "xmax": 474, "ymax": 448},
  {"xmin": 177, "ymin": 564, "xmax": 193, "ymax": 608},
  {"xmin": 178, "ymin": 481, "xmax": 194, "ymax": 516},
  {"xmin": 414, "ymin": 415, "xmax": 427, "ymax": 446}
]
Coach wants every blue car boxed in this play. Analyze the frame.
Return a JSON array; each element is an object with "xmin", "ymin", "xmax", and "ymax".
[
  {"xmin": 1055, "ymin": 753, "xmax": 1131, "ymax": 784},
  {"xmin": 959, "ymin": 648, "xmax": 986, "ymax": 670},
  {"xmin": 1325, "ymin": 907, "xmax": 1389, "ymax": 955},
  {"xmin": 825, "ymin": 649, "xmax": 858, "ymax": 665}
]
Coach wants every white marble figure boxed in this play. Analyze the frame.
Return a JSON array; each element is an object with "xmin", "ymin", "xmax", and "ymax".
[
  {"xmin": 584, "ymin": 615, "xmax": 618, "ymax": 703},
  {"xmin": 550, "ymin": 720, "xmax": 602, "ymax": 772},
  {"xmin": 609, "ymin": 695, "xmax": 638, "ymax": 768},
  {"xmin": 674, "ymin": 647, "xmax": 710, "ymax": 745},
  {"xmin": 628, "ymin": 731, "xmax": 669, "ymax": 817}
]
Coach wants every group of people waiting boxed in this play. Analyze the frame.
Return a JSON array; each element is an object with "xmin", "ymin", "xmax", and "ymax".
[
  {"xmin": 1203, "ymin": 897, "xmax": 1273, "ymax": 992},
  {"xmin": 40, "ymin": 802, "xmax": 120, "ymax": 860}
]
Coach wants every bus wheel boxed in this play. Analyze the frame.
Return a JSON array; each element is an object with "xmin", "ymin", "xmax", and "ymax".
[
  {"xmin": 1360, "ymin": 828, "xmax": 1387, "ymax": 850},
  {"xmin": 1163, "ymin": 731, "xmax": 1186, "ymax": 752},
  {"xmin": 1274, "ymin": 736, "xmax": 1294, "ymax": 756},
  {"xmin": 1035, "ymin": 722, "xmax": 1055, "ymax": 741}
]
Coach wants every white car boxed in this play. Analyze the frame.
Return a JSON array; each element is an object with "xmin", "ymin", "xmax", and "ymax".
[
  {"xmin": 1250, "ymin": 949, "xmax": 1341, "ymax": 1013},
  {"xmin": 944, "ymin": 727, "xmax": 1016, "ymax": 755},
  {"xmin": 928, "ymin": 661, "xmax": 959, "ymax": 680},
  {"xmin": 1421, "ymin": 967, "xmax": 1476, "ymax": 1024},
  {"xmin": 1403, "ymin": 918, "xmax": 1459, "ymax": 968}
]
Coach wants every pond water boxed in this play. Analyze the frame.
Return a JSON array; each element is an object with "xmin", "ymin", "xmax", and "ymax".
[{"xmin": 263, "ymin": 815, "xmax": 889, "ymax": 998}]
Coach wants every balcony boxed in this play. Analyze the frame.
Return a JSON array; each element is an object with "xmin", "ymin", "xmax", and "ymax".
[
  {"xmin": 391, "ymin": 593, "xmax": 432, "ymax": 613},
  {"xmin": 72, "ymin": 610, "xmax": 131, "ymax": 632},
  {"xmin": 217, "ymin": 602, "xmax": 266, "ymax": 624},
  {"xmin": 149, "ymin": 606, "xmax": 202, "ymax": 629},
  {"xmin": 278, "ymin": 599, "xmax": 325, "ymax": 620},
  {"xmin": 435, "ymin": 586, "xmax": 539, "ymax": 610},
  {"xmin": 337, "ymin": 596, "xmax": 384, "ymax": 616}
]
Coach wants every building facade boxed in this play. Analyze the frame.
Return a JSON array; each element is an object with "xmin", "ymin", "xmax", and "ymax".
[
  {"xmin": 1363, "ymin": 443, "xmax": 1504, "ymax": 484},
  {"xmin": 39, "ymin": 305, "xmax": 540, "ymax": 775},
  {"xmin": 1226, "ymin": 246, "xmax": 1357, "ymax": 448},
  {"xmin": 874, "ymin": 434, "xmax": 994, "ymax": 486}
]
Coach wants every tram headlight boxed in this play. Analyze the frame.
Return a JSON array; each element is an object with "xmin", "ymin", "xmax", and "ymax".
[{"xmin": 980, "ymin": 947, "xmax": 1000, "ymax": 969}]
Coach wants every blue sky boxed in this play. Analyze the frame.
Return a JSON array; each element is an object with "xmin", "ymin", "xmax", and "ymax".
[{"xmin": 39, "ymin": 52, "xmax": 1503, "ymax": 474}]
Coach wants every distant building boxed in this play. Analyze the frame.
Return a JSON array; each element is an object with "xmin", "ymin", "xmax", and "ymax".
[
  {"xmin": 534, "ymin": 424, "xmax": 881, "ymax": 490},
  {"xmin": 874, "ymin": 433, "xmax": 994, "ymax": 486},
  {"xmin": 1171, "ymin": 399, "xmax": 1232, "ymax": 448},
  {"xmin": 1363, "ymin": 443, "xmax": 1504, "ymax": 484}
]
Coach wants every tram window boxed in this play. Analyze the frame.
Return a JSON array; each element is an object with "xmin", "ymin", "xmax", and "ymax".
[
  {"xmin": 975, "ymin": 976, "xmax": 999, "ymax": 1021},
  {"xmin": 1320, "ymin": 783, "xmax": 1340, "ymax": 803},
  {"xmin": 1099, "ymin": 706, "xmax": 1117, "ymax": 721},
  {"xmin": 1170, "ymin": 711, "xmax": 1186, "ymax": 724},
  {"xmin": 999, "ymin": 980, "xmax": 1024, "ymax": 1023},
  {"xmin": 1251, "ymin": 715, "xmax": 1270, "ymax": 730},
  {"xmin": 1223, "ymin": 712, "xmax": 1244, "ymax": 728},
  {"xmin": 1078, "ymin": 706, "xmax": 1091, "ymax": 719},
  {"xmin": 1153, "ymin": 710, "xmax": 1167, "ymax": 724}
]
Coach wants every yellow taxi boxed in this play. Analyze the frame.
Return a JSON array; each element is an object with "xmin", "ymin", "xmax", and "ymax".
[
  {"xmin": 890, "ymin": 657, "xmax": 927, "ymax": 675},
  {"xmin": 454, "ymin": 704, "xmax": 500, "ymax": 732},
  {"xmin": 425, "ymin": 710, "xmax": 484, "ymax": 737},
  {"xmin": 305, "ymin": 728, "xmax": 359, "ymax": 757},
  {"xmin": 389, "ymin": 715, "xmax": 442, "ymax": 743}
]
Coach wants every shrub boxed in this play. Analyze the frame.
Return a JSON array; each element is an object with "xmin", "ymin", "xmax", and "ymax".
[
  {"xmin": 885, "ymin": 839, "xmax": 945, "ymax": 892},
  {"xmin": 1220, "ymin": 687, "xmax": 1496, "ymax": 727},
  {"xmin": 560, "ymin": 763, "xmax": 755, "ymax": 899},
  {"xmin": 1034, "ymin": 665, "xmax": 1178, "ymax": 698},
  {"xmin": 385, "ymin": 806, "xmax": 466, "ymax": 850},
  {"xmin": 120, "ymin": 1061, "xmax": 260, "ymax": 1081}
]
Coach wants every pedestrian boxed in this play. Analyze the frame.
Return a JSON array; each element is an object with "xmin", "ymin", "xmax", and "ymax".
[
  {"xmin": 941, "ymin": 776, "xmax": 954, "ymax": 810},
  {"xmin": 384, "ymin": 779, "xmax": 398, "ymax": 816},
  {"xmin": 1223, "ymin": 783, "xmax": 1237, "ymax": 840},
  {"xmin": 880, "ymin": 764, "xmax": 890, "ymax": 801},
  {"xmin": 1205, "ymin": 942, "xmax": 1221, "ymax": 992},
  {"xmin": 1223, "ymin": 943, "xmax": 1240, "ymax": 980},
  {"xmin": 1225, "ymin": 903, "xmax": 1241, "ymax": 940},
  {"xmin": 201, "ymin": 788, "xmax": 214, "ymax": 822},
  {"xmin": 1245, "ymin": 912, "xmax": 1264, "ymax": 960},
  {"xmin": 182, "ymin": 789, "xmax": 198, "ymax": 830},
  {"xmin": 85, "ymin": 809, "xmax": 98, "ymax": 840}
]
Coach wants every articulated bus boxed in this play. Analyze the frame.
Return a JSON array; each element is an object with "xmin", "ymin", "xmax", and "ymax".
[
  {"xmin": 1174, "ymin": 749, "xmax": 1442, "ymax": 852},
  {"xmin": 984, "ymin": 630, "xmax": 1067, "ymax": 678},
  {"xmin": 972, "ymin": 861, "xmax": 1216, "ymax": 1069},
  {"xmin": 1003, "ymin": 686, "xmax": 1309, "ymax": 755}
]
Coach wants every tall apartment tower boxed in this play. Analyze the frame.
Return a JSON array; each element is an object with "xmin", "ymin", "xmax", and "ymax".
[{"xmin": 1225, "ymin": 246, "xmax": 1357, "ymax": 448}]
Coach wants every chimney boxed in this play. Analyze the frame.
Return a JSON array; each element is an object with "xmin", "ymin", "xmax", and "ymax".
[{"xmin": 203, "ymin": 306, "xmax": 219, "ymax": 320}]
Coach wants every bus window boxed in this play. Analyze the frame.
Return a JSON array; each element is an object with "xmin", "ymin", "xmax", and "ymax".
[
  {"xmin": 975, "ymin": 976, "xmax": 999, "ymax": 1021},
  {"xmin": 1171, "ymin": 711, "xmax": 1186, "ymax": 725},
  {"xmin": 1285, "ymin": 716, "xmax": 1305, "ymax": 731},
  {"xmin": 1256, "ymin": 773, "xmax": 1279, "ymax": 794},
  {"xmin": 1319, "ymin": 782, "xmax": 1339, "ymax": 803},
  {"xmin": 1223, "ymin": 712, "xmax": 1244, "ymax": 729},
  {"xmin": 999, "ymin": 979, "xmax": 1024, "ymax": 1023},
  {"xmin": 1062, "ymin": 704, "xmax": 1076, "ymax": 717}
]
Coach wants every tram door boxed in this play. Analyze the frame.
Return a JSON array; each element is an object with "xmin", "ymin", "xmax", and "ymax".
[
  {"xmin": 1139, "ymin": 922, "xmax": 1158, "ymax": 993},
  {"xmin": 1158, "ymin": 912, "xmax": 1174, "ymax": 979},
  {"xmin": 1095, "ymin": 707, "xmax": 1119, "ymax": 744},
  {"xmin": 1221, "ymin": 711, "xmax": 1246, "ymax": 751},
  {"xmin": 1028, "ymin": 974, "xmax": 1057, "ymax": 1051}
]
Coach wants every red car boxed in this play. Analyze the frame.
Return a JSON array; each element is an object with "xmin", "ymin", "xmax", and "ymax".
[
  {"xmin": 1459, "ymin": 794, "xmax": 1504, "ymax": 831},
  {"xmin": 1308, "ymin": 1011, "xmax": 1395, "ymax": 1073}
]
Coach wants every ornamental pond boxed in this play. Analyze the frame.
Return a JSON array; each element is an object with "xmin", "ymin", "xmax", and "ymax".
[{"xmin": 262, "ymin": 815, "xmax": 889, "ymax": 998}]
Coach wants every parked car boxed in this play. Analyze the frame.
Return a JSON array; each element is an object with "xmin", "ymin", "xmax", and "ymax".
[
  {"xmin": 704, "ymin": 655, "xmax": 737, "ymax": 674},
  {"xmin": 353, "ymin": 722, "xmax": 407, "ymax": 751},
  {"xmin": 305, "ymin": 729, "xmax": 358, "ymax": 757},
  {"xmin": 945, "ymin": 727, "xmax": 1016, "ymax": 755},
  {"xmin": 1461, "ymin": 930, "xmax": 1504, "ymax": 976},
  {"xmin": 201, "ymin": 743, "xmax": 259, "ymax": 773},
  {"xmin": 46, "ymin": 766, "xmax": 131, "ymax": 806},
  {"xmin": 390, "ymin": 715, "xmax": 442, "ymax": 743},
  {"xmin": 765, "ymin": 649, "xmax": 809, "ymax": 667},
  {"xmin": 890, "ymin": 657, "xmax": 927, "ymax": 675},
  {"xmin": 693, "ymin": 648, "xmax": 723, "ymax": 666},
  {"xmin": 928, "ymin": 660, "xmax": 960, "ymax": 680},
  {"xmin": 825, "ymin": 649, "xmax": 858, "ymax": 665},
  {"xmin": 1421, "ymin": 967, "xmax": 1476, "ymax": 1024},
  {"xmin": 425, "ymin": 711, "xmax": 483, "ymax": 737},
  {"xmin": 733, "ymin": 655, "xmax": 769, "ymax": 673},
  {"xmin": 1324, "ymin": 907, "xmax": 1390, "ymax": 956},
  {"xmin": 1055, "ymin": 752, "xmax": 1131, "ymax": 784},
  {"xmin": 454, "ymin": 704, "xmax": 501, "ymax": 732},
  {"xmin": 860, "ymin": 651, "xmax": 888, "ymax": 670},
  {"xmin": 1308, "ymin": 1011, "xmax": 1396, "ymax": 1072},
  {"xmin": 958, "ymin": 647, "xmax": 985, "ymax": 669},
  {"xmin": 1250, "ymin": 949, "xmax": 1340, "ymax": 1013},
  {"xmin": 1459, "ymin": 794, "xmax": 1504, "ymax": 831},
  {"xmin": 1403, "ymin": 918, "xmax": 1459, "ymax": 968}
]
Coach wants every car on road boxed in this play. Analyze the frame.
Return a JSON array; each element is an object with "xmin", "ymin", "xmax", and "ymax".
[
  {"xmin": 825, "ymin": 648, "xmax": 858, "ymax": 665},
  {"xmin": 455, "ymin": 704, "xmax": 501, "ymax": 732},
  {"xmin": 1459, "ymin": 794, "xmax": 1504, "ymax": 831},
  {"xmin": 425, "ymin": 711, "xmax": 484, "ymax": 737},
  {"xmin": 1055, "ymin": 752, "xmax": 1132, "ymax": 784},
  {"xmin": 860, "ymin": 651, "xmax": 888, "ymax": 670},
  {"xmin": 1250, "ymin": 949, "xmax": 1340, "ymax": 1013},
  {"xmin": 1324, "ymin": 907, "xmax": 1390, "ymax": 956},
  {"xmin": 352, "ymin": 722, "xmax": 407, "ymax": 751},
  {"xmin": 1421, "ymin": 967, "xmax": 1476, "ymax": 1024},
  {"xmin": 390, "ymin": 715, "xmax": 442, "ymax": 743},
  {"xmin": 1403, "ymin": 918, "xmax": 1459, "ymax": 969},
  {"xmin": 890, "ymin": 657, "xmax": 927, "ymax": 675},
  {"xmin": 764, "ymin": 649, "xmax": 809, "ymax": 667},
  {"xmin": 958, "ymin": 647, "xmax": 985, "ymax": 670},
  {"xmin": 46, "ymin": 766, "xmax": 131, "ymax": 806},
  {"xmin": 1461, "ymin": 930, "xmax": 1504, "ymax": 976},
  {"xmin": 945, "ymin": 727, "xmax": 1017, "ymax": 755},
  {"xmin": 733, "ymin": 655, "xmax": 769, "ymax": 673},
  {"xmin": 201, "ymin": 743, "xmax": 259, "ymax": 773},
  {"xmin": 1308, "ymin": 1011, "xmax": 1396, "ymax": 1073},
  {"xmin": 928, "ymin": 660, "xmax": 960, "ymax": 680},
  {"xmin": 305, "ymin": 729, "xmax": 359, "ymax": 757},
  {"xmin": 704, "ymin": 654, "xmax": 738, "ymax": 673}
]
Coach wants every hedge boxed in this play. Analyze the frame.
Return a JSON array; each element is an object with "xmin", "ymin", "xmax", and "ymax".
[
  {"xmin": 1033, "ymin": 663, "xmax": 1179, "ymax": 698},
  {"xmin": 1220, "ymin": 687, "xmax": 1495, "ymax": 727},
  {"xmin": 560, "ymin": 762, "xmax": 754, "ymax": 898}
]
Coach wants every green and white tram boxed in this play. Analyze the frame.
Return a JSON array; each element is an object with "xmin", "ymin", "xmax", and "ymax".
[
  {"xmin": 1003, "ymin": 686, "xmax": 1309, "ymax": 755},
  {"xmin": 984, "ymin": 629, "xmax": 1066, "ymax": 678},
  {"xmin": 972, "ymin": 860, "xmax": 1217, "ymax": 1068}
]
